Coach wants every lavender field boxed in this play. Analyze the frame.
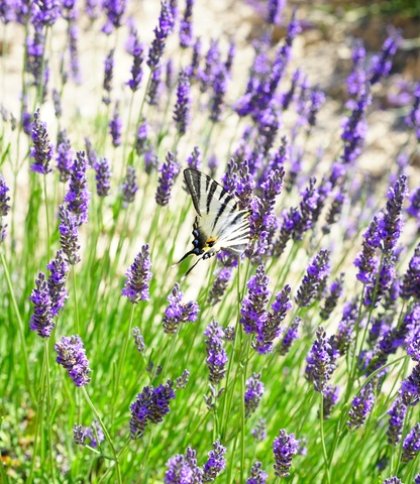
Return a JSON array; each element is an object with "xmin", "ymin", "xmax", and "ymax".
[{"xmin": 0, "ymin": 0, "xmax": 419, "ymax": 482}]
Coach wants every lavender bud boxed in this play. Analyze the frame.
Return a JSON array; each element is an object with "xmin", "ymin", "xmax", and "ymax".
[
  {"xmin": 273, "ymin": 429, "xmax": 298, "ymax": 478},
  {"xmin": 65, "ymin": 151, "xmax": 89, "ymax": 226},
  {"xmin": 203, "ymin": 440, "xmax": 226, "ymax": 482},
  {"xmin": 335, "ymin": 299, "xmax": 358, "ymax": 355},
  {"xmin": 94, "ymin": 158, "xmax": 111, "ymax": 197},
  {"xmin": 102, "ymin": 49, "xmax": 114, "ymax": 104},
  {"xmin": 208, "ymin": 266, "xmax": 233, "ymax": 305},
  {"xmin": 122, "ymin": 166, "xmax": 138, "ymax": 205},
  {"xmin": 278, "ymin": 317, "xmax": 300, "ymax": 355},
  {"xmin": 179, "ymin": 0, "xmax": 194, "ymax": 48},
  {"xmin": 204, "ymin": 321, "xmax": 227, "ymax": 385},
  {"xmin": 155, "ymin": 151, "xmax": 180, "ymax": 206},
  {"xmin": 128, "ymin": 36, "xmax": 144, "ymax": 91},
  {"xmin": 135, "ymin": 121, "xmax": 149, "ymax": 156},
  {"xmin": 73, "ymin": 421, "xmax": 104, "ymax": 448},
  {"xmin": 387, "ymin": 397, "xmax": 407, "ymax": 445},
  {"xmin": 29, "ymin": 272, "xmax": 54, "ymax": 338},
  {"xmin": 406, "ymin": 82, "xmax": 420, "ymax": 141},
  {"xmin": 209, "ymin": 67, "xmax": 227, "ymax": 123},
  {"xmin": 130, "ymin": 380, "xmax": 175, "ymax": 438},
  {"xmin": 321, "ymin": 385, "xmax": 339, "ymax": 418},
  {"xmin": 175, "ymin": 369, "xmax": 190, "ymax": 389},
  {"xmin": 109, "ymin": 104, "xmax": 122, "ymax": 147},
  {"xmin": 164, "ymin": 447, "xmax": 203, "ymax": 483},
  {"xmin": 252, "ymin": 419, "xmax": 267, "ymax": 441},
  {"xmin": 55, "ymin": 335, "xmax": 91, "ymax": 386},
  {"xmin": 402, "ymin": 423, "xmax": 420, "ymax": 462},
  {"xmin": 240, "ymin": 264, "xmax": 269, "ymax": 335},
  {"xmin": 132, "ymin": 327, "xmax": 145, "ymax": 353},
  {"xmin": 173, "ymin": 69, "xmax": 191, "ymax": 135},
  {"xmin": 320, "ymin": 273, "xmax": 344, "ymax": 320},
  {"xmin": 347, "ymin": 380, "xmax": 375, "ymax": 429},
  {"xmin": 58, "ymin": 204, "xmax": 81, "ymax": 265},
  {"xmin": 56, "ymin": 131, "xmax": 73, "ymax": 182},
  {"xmin": 369, "ymin": 33, "xmax": 400, "ymax": 85},
  {"xmin": 305, "ymin": 327, "xmax": 337, "ymax": 392},
  {"xmin": 30, "ymin": 109, "xmax": 53, "ymax": 174},
  {"xmin": 245, "ymin": 373, "xmax": 264, "ymax": 417},
  {"xmin": 122, "ymin": 245, "xmax": 152, "ymax": 303},
  {"xmin": 0, "ymin": 176, "xmax": 10, "ymax": 243},
  {"xmin": 186, "ymin": 146, "xmax": 201, "ymax": 171},
  {"xmin": 102, "ymin": 0, "xmax": 126, "ymax": 34},
  {"xmin": 246, "ymin": 461, "xmax": 268, "ymax": 484},
  {"xmin": 296, "ymin": 250, "xmax": 330, "ymax": 307},
  {"xmin": 163, "ymin": 283, "xmax": 199, "ymax": 334},
  {"xmin": 147, "ymin": 1, "xmax": 174, "ymax": 70},
  {"xmin": 47, "ymin": 250, "xmax": 69, "ymax": 317}
]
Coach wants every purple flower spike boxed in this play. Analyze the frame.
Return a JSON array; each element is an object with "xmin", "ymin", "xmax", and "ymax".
[
  {"xmin": 187, "ymin": 146, "xmax": 201, "ymax": 171},
  {"xmin": 58, "ymin": 204, "xmax": 81, "ymax": 265},
  {"xmin": 122, "ymin": 245, "xmax": 152, "ymax": 303},
  {"xmin": 122, "ymin": 166, "xmax": 139, "ymax": 205},
  {"xmin": 322, "ymin": 385, "xmax": 339, "ymax": 418},
  {"xmin": 335, "ymin": 299, "xmax": 358, "ymax": 355},
  {"xmin": 369, "ymin": 33, "xmax": 400, "ymax": 85},
  {"xmin": 401, "ymin": 243, "xmax": 420, "ymax": 301},
  {"xmin": 240, "ymin": 264, "xmax": 269, "ymax": 335},
  {"xmin": 128, "ymin": 35, "xmax": 144, "ymax": 92},
  {"xmin": 47, "ymin": 250, "xmax": 69, "ymax": 317},
  {"xmin": 130, "ymin": 380, "xmax": 175, "ymax": 438},
  {"xmin": 245, "ymin": 373, "xmax": 264, "ymax": 417},
  {"xmin": 208, "ymin": 266, "xmax": 233, "ymax": 305},
  {"xmin": 273, "ymin": 429, "xmax": 298, "ymax": 478},
  {"xmin": 247, "ymin": 461, "xmax": 268, "ymax": 484},
  {"xmin": 30, "ymin": 272, "xmax": 54, "ymax": 338},
  {"xmin": 179, "ymin": 0, "xmax": 194, "ymax": 48},
  {"xmin": 173, "ymin": 69, "xmax": 191, "ymax": 135},
  {"xmin": 254, "ymin": 285, "xmax": 291, "ymax": 354},
  {"xmin": 383, "ymin": 478, "xmax": 402, "ymax": 484},
  {"xmin": 56, "ymin": 131, "xmax": 73, "ymax": 182},
  {"xmin": 102, "ymin": 49, "xmax": 114, "ymax": 105},
  {"xmin": 74, "ymin": 421, "xmax": 104, "ymax": 448},
  {"xmin": 347, "ymin": 40, "xmax": 366, "ymax": 97},
  {"xmin": 296, "ymin": 250, "xmax": 330, "ymax": 307},
  {"xmin": 30, "ymin": 109, "xmax": 53, "ymax": 174},
  {"xmin": 203, "ymin": 441, "xmax": 226, "ymax": 482},
  {"xmin": 354, "ymin": 217, "xmax": 381, "ymax": 284},
  {"xmin": 31, "ymin": 0, "xmax": 61, "ymax": 27},
  {"xmin": 267, "ymin": 0, "xmax": 285, "ymax": 24},
  {"xmin": 163, "ymin": 283, "xmax": 199, "ymax": 334},
  {"xmin": 209, "ymin": 67, "xmax": 227, "ymax": 123},
  {"xmin": 164, "ymin": 447, "xmax": 203, "ymax": 483},
  {"xmin": 55, "ymin": 335, "xmax": 91, "ymax": 386},
  {"xmin": 305, "ymin": 327, "xmax": 337, "ymax": 392},
  {"xmin": 94, "ymin": 158, "xmax": 111, "ymax": 198},
  {"xmin": 65, "ymin": 151, "xmax": 89, "ymax": 226},
  {"xmin": 155, "ymin": 151, "xmax": 181, "ymax": 206},
  {"xmin": 278, "ymin": 317, "xmax": 300, "ymax": 355},
  {"xmin": 204, "ymin": 321, "xmax": 228, "ymax": 385},
  {"xmin": 347, "ymin": 380, "xmax": 375, "ymax": 429},
  {"xmin": 109, "ymin": 105, "xmax": 122, "ymax": 147},
  {"xmin": 407, "ymin": 187, "xmax": 420, "ymax": 221},
  {"xmin": 400, "ymin": 363, "xmax": 419, "ymax": 406},
  {"xmin": 387, "ymin": 397, "xmax": 407, "ymax": 445},
  {"xmin": 135, "ymin": 121, "xmax": 150, "ymax": 156},
  {"xmin": 406, "ymin": 82, "xmax": 420, "ymax": 141},
  {"xmin": 320, "ymin": 273, "xmax": 344, "ymax": 320},
  {"xmin": 0, "ymin": 176, "xmax": 10, "ymax": 243},
  {"xmin": 147, "ymin": 1, "xmax": 174, "ymax": 70},
  {"xmin": 402, "ymin": 423, "xmax": 420, "ymax": 462},
  {"xmin": 102, "ymin": 0, "xmax": 127, "ymax": 34}
]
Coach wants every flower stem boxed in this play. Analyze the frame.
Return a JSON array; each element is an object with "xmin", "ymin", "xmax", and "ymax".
[
  {"xmin": 82, "ymin": 387, "xmax": 122, "ymax": 484},
  {"xmin": 319, "ymin": 393, "xmax": 331, "ymax": 484}
]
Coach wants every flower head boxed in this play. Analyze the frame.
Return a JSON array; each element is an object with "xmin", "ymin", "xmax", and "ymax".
[
  {"xmin": 55, "ymin": 335, "xmax": 91, "ymax": 386},
  {"xmin": 322, "ymin": 385, "xmax": 339, "ymax": 418},
  {"xmin": 109, "ymin": 105, "xmax": 122, "ymax": 147},
  {"xmin": 273, "ymin": 429, "xmax": 298, "ymax": 478},
  {"xmin": 147, "ymin": 1, "xmax": 174, "ymax": 70},
  {"xmin": 208, "ymin": 266, "xmax": 233, "ymax": 305},
  {"xmin": 173, "ymin": 69, "xmax": 191, "ymax": 135},
  {"xmin": 0, "ymin": 176, "xmax": 10, "ymax": 243},
  {"xmin": 122, "ymin": 166, "xmax": 138, "ymax": 205},
  {"xmin": 203, "ymin": 441, "xmax": 226, "ymax": 482},
  {"xmin": 402, "ymin": 423, "xmax": 420, "ymax": 462},
  {"xmin": 30, "ymin": 272, "xmax": 54, "ymax": 338},
  {"xmin": 369, "ymin": 33, "xmax": 400, "ymax": 85},
  {"xmin": 347, "ymin": 380, "xmax": 375, "ymax": 429},
  {"xmin": 305, "ymin": 327, "xmax": 337, "ymax": 392},
  {"xmin": 387, "ymin": 397, "xmax": 407, "ymax": 445},
  {"xmin": 74, "ymin": 421, "xmax": 104, "ymax": 448},
  {"xmin": 204, "ymin": 321, "xmax": 228, "ymax": 385},
  {"xmin": 164, "ymin": 447, "xmax": 203, "ymax": 483},
  {"xmin": 156, "ymin": 151, "xmax": 180, "ymax": 206},
  {"xmin": 47, "ymin": 250, "xmax": 69, "ymax": 316},
  {"xmin": 320, "ymin": 273, "xmax": 344, "ymax": 320},
  {"xmin": 163, "ymin": 283, "xmax": 199, "ymax": 333},
  {"xmin": 132, "ymin": 327, "xmax": 145, "ymax": 353},
  {"xmin": 240, "ymin": 264, "xmax": 269, "ymax": 335},
  {"xmin": 128, "ymin": 35, "xmax": 144, "ymax": 91},
  {"xmin": 30, "ymin": 109, "xmax": 53, "ymax": 174},
  {"xmin": 401, "ymin": 243, "xmax": 420, "ymax": 301},
  {"xmin": 179, "ymin": 0, "xmax": 194, "ymax": 48},
  {"xmin": 278, "ymin": 317, "xmax": 300, "ymax": 355},
  {"xmin": 296, "ymin": 250, "xmax": 330, "ymax": 307},
  {"xmin": 56, "ymin": 132, "xmax": 73, "ymax": 182},
  {"xmin": 94, "ymin": 158, "xmax": 111, "ymax": 197},
  {"xmin": 65, "ymin": 151, "xmax": 89, "ymax": 225},
  {"xmin": 122, "ymin": 245, "xmax": 152, "ymax": 303},
  {"xmin": 246, "ymin": 461, "xmax": 268, "ymax": 484},
  {"xmin": 58, "ymin": 205, "xmax": 81, "ymax": 265},
  {"xmin": 130, "ymin": 381, "xmax": 175, "ymax": 438},
  {"xmin": 245, "ymin": 373, "xmax": 264, "ymax": 417}
]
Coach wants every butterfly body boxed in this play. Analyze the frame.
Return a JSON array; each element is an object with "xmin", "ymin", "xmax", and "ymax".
[{"xmin": 178, "ymin": 168, "xmax": 250, "ymax": 273}]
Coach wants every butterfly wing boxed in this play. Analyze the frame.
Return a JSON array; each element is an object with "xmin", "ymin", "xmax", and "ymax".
[{"xmin": 183, "ymin": 168, "xmax": 250, "ymax": 256}]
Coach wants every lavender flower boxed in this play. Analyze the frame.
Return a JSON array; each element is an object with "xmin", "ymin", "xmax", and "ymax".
[
  {"xmin": 29, "ymin": 272, "xmax": 54, "ymax": 338},
  {"xmin": 251, "ymin": 419, "xmax": 267, "ymax": 441},
  {"xmin": 31, "ymin": 0, "xmax": 61, "ymax": 26},
  {"xmin": 369, "ymin": 33, "xmax": 400, "ymax": 85},
  {"xmin": 402, "ymin": 423, "xmax": 420, "ymax": 462},
  {"xmin": 102, "ymin": 48, "xmax": 114, "ymax": 104},
  {"xmin": 209, "ymin": 67, "xmax": 227, "ymax": 123},
  {"xmin": 122, "ymin": 166, "xmax": 138, "ymax": 205},
  {"xmin": 320, "ymin": 273, "xmax": 344, "ymax": 320},
  {"xmin": 305, "ymin": 327, "xmax": 337, "ymax": 392},
  {"xmin": 109, "ymin": 105, "xmax": 122, "ymax": 147},
  {"xmin": 335, "ymin": 299, "xmax": 358, "ymax": 355},
  {"xmin": 128, "ymin": 35, "xmax": 144, "ymax": 92},
  {"xmin": 58, "ymin": 204, "xmax": 80, "ymax": 265},
  {"xmin": 354, "ymin": 217, "xmax": 381, "ymax": 284},
  {"xmin": 179, "ymin": 0, "xmax": 193, "ymax": 48},
  {"xmin": 347, "ymin": 380, "xmax": 375, "ymax": 429},
  {"xmin": 155, "ymin": 151, "xmax": 180, "ymax": 206},
  {"xmin": 47, "ymin": 250, "xmax": 69, "ymax": 317},
  {"xmin": 383, "ymin": 478, "xmax": 402, "ymax": 484},
  {"xmin": 400, "ymin": 363, "xmax": 419, "ymax": 406},
  {"xmin": 254, "ymin": 285, "xmax": 291, "ymax": 354},
  {"xmin": 187, "ymin": 146, "xmax": 201, "ymax": 171},
  {"xmin": 408, "ymin": 187, "xmax": 420, "ymax": 221},
  {"xmin": 0, "ymin": 176, "xmax": 10, "ymax": 243},
  {"xmin": 74, "ymin": 421, "xmax": 104, "ymax": 448},
  {"xmin": 278, "ymin": 317, "xmax": 300, "ymax": 355},
  {"xmin": 322, "ymin": 385, "xmax": 339, "ymax": 418},
  {"xmin": 94, "ymin": 158, "xmax": 111, "ymax": 197},
  {"xmin": 164, "ymin": 447, "xmax": 203, "ymax": 483},
  {"xmin": 55, "ymin": 335, "xmax": 91, "ymax": 386},
  {"xmin": 68, "ymin": 20, "xmax": 81, "ymax": 84},
  {"xmin": 147, "ymin": 1, "xmax": 174, "ymax": 70},
  {"xmin": 132, "ymin": 327, "xmax": 145, "ymax": 353},
  {"xmin": 208, "ymin": 266, "xmax": 233, "ymax": 305},
  {"xmin": 204, "ymin": 321, "xmax": 227, "ymax": 385},
  {"xmin": 130, "ymin": 380, "xmax": 175, "ymax": 438},
  {"xmin": 188, "ymin": 37, "xmax": 202, "ymax": 78},
  {"xmin": 322, "ymin": 191, "xmax": 345, "ymax": 234},
  {"xmin": 245, "ymin": 373, "xmax": 264, "ymax": 417},
  {"xmin": 267, "ymin": 0, "xmax": 284, "ymax": 24},
  {"xmin": 102, "ymin": 0, "xmax": 126, "ymax": 34},
  {"xmin": 203, "ymin": 441, "xmax": 226, "ymax": 482},
  {"xmin": 173, "ymin": 69, "xmax": 191, "ymax": 135},
  {"xmin": 84, "ymin": 137, "xmax": 97, "ymax": 167},
  {"xmin": 163, "ymin": 283, "xmax": 199, "ymax": 334},
  {"xmin": 246, "ymin": 461, "xmax": 268, "ymax": 484},
  {"xmin": 65, "ymin": 151, "xmax": 89, "ymax": 226},
  {"xmin": 307, "ymin": 87, "xmax": 325, "ymax": 128},
  {"xmin": 347, "ymin": 40, "xmax": 366, "ymax": 97},
  {"xmin": 273, "ymin": 429, "xmax": 298, "ymax": 478},
  {"xmin": 122, "ymin": 245, "xmax": 152, "ymax": 303},
  {"xmin": 147, "ymin": 64, "xmax": 162, "ymax": 105},
  {"xmin": 175, "ymin": 369, "xmax": 190, "ymax": 389},
  {"xmin": 56, "ymin": 131, "xmax": 72, "ymax": 182},
  {"xmin": 135, "ymin": 121, "xmax": 149, "ymax": 156},
  {"xmin": 30, "ymin": 109, "xmax": 53, "ymax": 174},
  {"xmin": 144, "ymin": 148, "xmax": 159, "ymax": 174},
  {"xmin": 387, "ymin": 397, "xmax": 407, "ymax": 445},
  {"xmin": 296, "ymin": 250, "xmax": 330, "ymax": 307},
  {"xmin": 240, "ymin": 264, "xmax": 269, "ymax": 335},
  {"xmin": 224, "ymin": 41, "xmax": 235, "ymax": 74}
]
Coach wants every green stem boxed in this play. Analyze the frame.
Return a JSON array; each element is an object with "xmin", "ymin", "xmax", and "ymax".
[
  {"xmin": 82, "ymin": 387, "xmax": 122, "ymax": 484},
  {"xmin": 72, "ymin": 266, "xmax": 80, "ymax": 335},
  {"xmin": 319, "ymin": 393, "xmax": 331, "ymax": 484},
  {"xmin": 42, "ymin": 175, "xmax": 50, "ymax": 258},
  {"xmin": 0, "ymin": 250, "xmax": 33, "ymax": 401}
]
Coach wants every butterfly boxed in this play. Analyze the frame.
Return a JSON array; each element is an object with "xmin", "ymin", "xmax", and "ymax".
[{"xmin": 177, "ymin": 168, "xmax": 250, "ymax": 275}]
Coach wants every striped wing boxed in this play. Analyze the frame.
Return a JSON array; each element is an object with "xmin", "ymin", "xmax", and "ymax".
[{"xmin": 184, "ymin": 168, "xmax": 250, "ymax": 254}]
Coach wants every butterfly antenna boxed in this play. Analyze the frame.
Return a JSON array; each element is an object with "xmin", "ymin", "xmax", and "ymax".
[
  {"xmin": 184, "ymin": 256, "xmax": 204, "ymax": 276},
  {"xmin": 173, "ymin": 249, "xmax": 196, "ymax": 266}
]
